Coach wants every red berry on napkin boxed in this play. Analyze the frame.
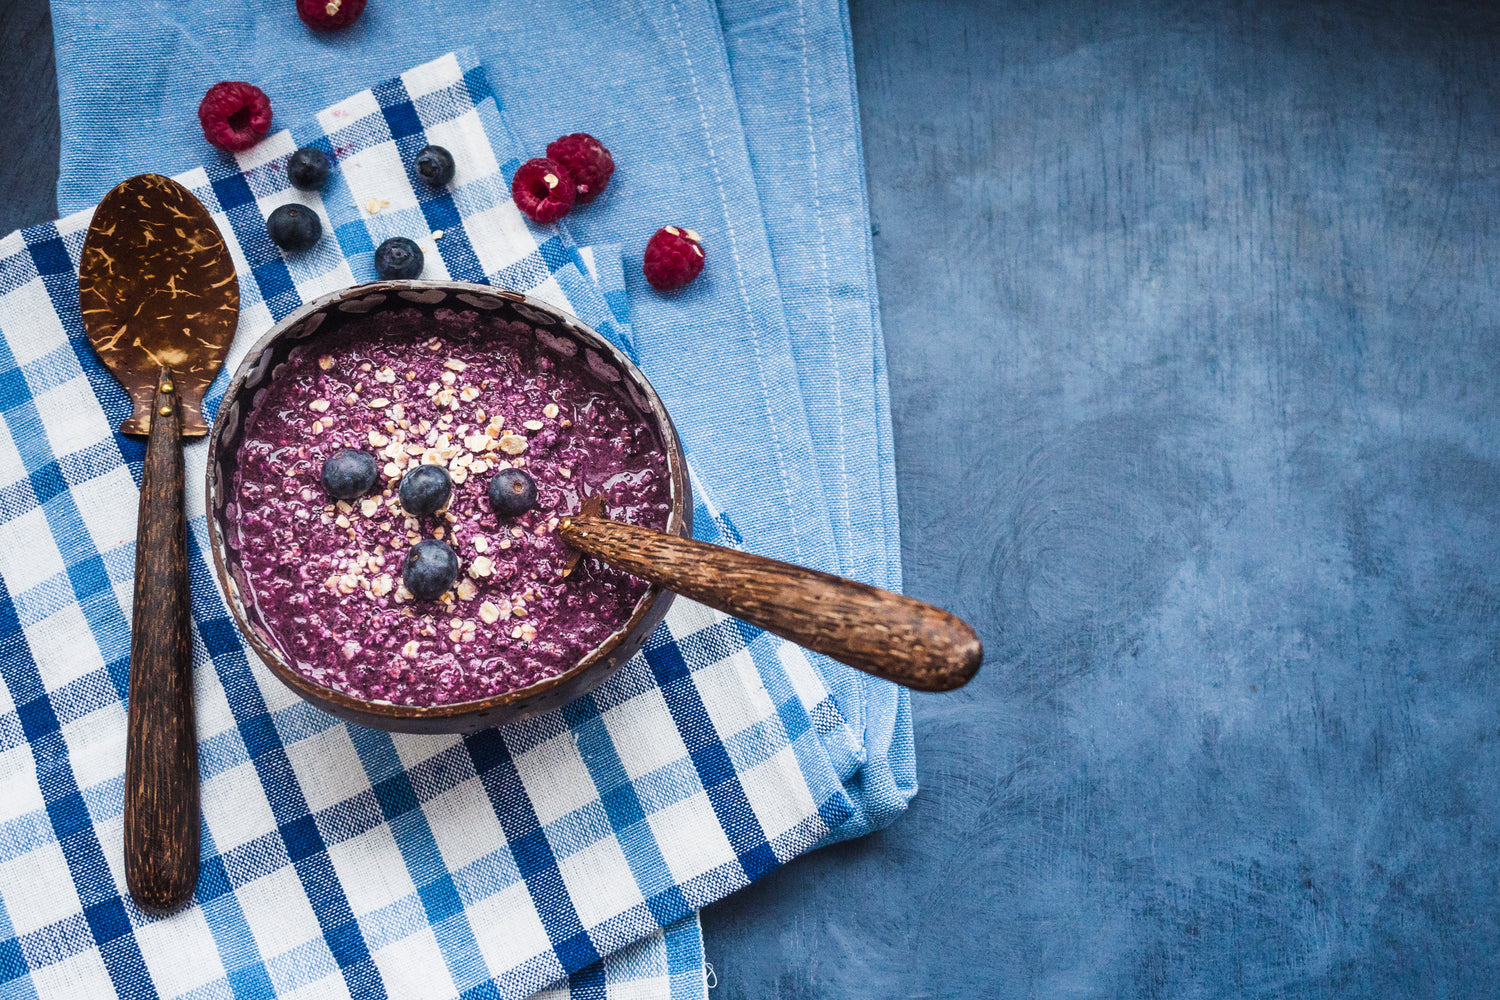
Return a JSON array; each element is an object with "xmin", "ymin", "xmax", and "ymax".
[
  {"xmin": 545, "ymin": 133, "xmax": 615, "ymax": 203},
  {"xmin": 197, "ymin": 81, "xmax": 273, "ymax": 152},
  {"xmin": 511, "ymin": 158, "xmax": 576, "ymax": 224},
  {"xmin": 297, "ymin": 0, "xmax": 367, "ymax": 30},
  {"xmin": 643, "ymin": 227, "xmax": 705, "ymax": 291}
]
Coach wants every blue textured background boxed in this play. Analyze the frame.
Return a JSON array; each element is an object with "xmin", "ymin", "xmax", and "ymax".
[
  {"xmin": 704, "ymin": 2, "xmax": 1500, "ymax": 997},
  {"xmin": 5, "ymin": 0, "xmax": 1500, "ymax": 996}
]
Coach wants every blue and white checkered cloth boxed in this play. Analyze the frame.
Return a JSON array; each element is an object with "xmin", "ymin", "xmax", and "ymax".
[
  {"xmin": 51, "ymin": 0, "xmax": 916, "ymax": 850},
  {"xmin": 0, "ymin": 52, "xmax": 867, "ymax": 1000}
]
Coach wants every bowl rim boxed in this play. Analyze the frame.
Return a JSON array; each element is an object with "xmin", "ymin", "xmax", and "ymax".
[{"xmin": 204, "ymin": 278, "xmax": 691, "ymax": 724}]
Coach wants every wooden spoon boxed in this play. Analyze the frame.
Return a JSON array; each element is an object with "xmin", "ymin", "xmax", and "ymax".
[
  {"xmin": 79, "ymin": 174, "xmax": 240, "ymax": 913},
  {"xmin": 560, "ymin": 497, "xmax": 982, "ymax": 692}
]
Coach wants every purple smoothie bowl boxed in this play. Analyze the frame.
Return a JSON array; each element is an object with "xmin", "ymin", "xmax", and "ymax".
[{"xmin": 205, "ymin": 280, "xmax": 691, "ymax": 733}]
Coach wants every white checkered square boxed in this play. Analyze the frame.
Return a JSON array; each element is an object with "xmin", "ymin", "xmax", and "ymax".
[
  {"xmin": 391, "ymin": 732, "xmax": 460, "ymax": 773},
  {"xmin": 647, "ymin": 793, "xmax": 736, "ymax": 887},
  {"xmin": 284, "ymin": 723, "xmax": 370, "ymax": 815},
  {"xmin": 67, "ymin": 465, "xmax": 137, "ymax": 556},
  {"xmin": 29, "ymin": 947, "xmax": 114, "ymax": 998},
  {"xmin": 317, "ymin": 89, "xmax": 383, "ymax": 136},
  {"xmin": 188, "ymin": 654, "xmax": 240, "ymax": 747},
  {"xmin": 255, "ymin": 658, "xmax": 308, "ymax": 715},
  {"xmin": 339, "ymin": 141, "xmax": 420, "ymax": 220},
  {"xmin": 558, "ymin": 834, "xmax": 646, "ymax": 929},
  {"xmin": 0, "ymin": 280, "xmax": 66, "ymax": 367},
  {"xmin": 26, "ymin": 603, "xmax": 104, "ymax": 690},
  {"xmin": 515, "ymin": 730, "xmax": 597, "ymax": 828},
  {"xmin": 401, "ymin": 52, "xmax": 463, "ymax": 99},
  {"xmin": 31, "ymin": 376, "xmax": 107, "ymax": 461},
  {"xmin": 135, "ymin": 905, "xmax": 228, "ymax": 996},
  {"xmin": 0, "ymin": 841, "xmax": 79, "ymax": 936},
  {"xmin": 214, "ymin": 207, "xmax": 255, "ymax": 280},
  {"xmin": 0, "ymin": 743, "xmax": 42, "ymax": 826},
  {"xmin": 0, "ymin": 506, "xmax": 63, "ymax": 594},
  {"xmin": 461, "ymin": 201, "xmax": 535, "ymax": 276},
  {"xmin": 237, "ymin": 128, "xmax": 298, "ymax": 172},
  {"xmin": 468, "ymin": 881, "xmax": 554, "ymax": 973},
  {"xmin": 423, "ymin": 778, "xmax": 504, "ymax": 874},
  {"xmin": 693, "ymin": 655, "xmax": 776, "ymax": 745},
  {"xmin": 89, "ymin": 812, "xmax": 129, "ymax": 899},
  {"xmin": 201, "ymin": 760, "xmax": 278, "ymax": 853},
  {"xmin": 421, "ymin": 112, "xmax": 502, "ymax": 189},
  {"xmin": 326, "ymin": 823, "xmax": 418, "ymax": 918},
  {"xmin": 59, "ymin": 699, "xmax": 125, "ymax": 791},
  {"xmin": 236, "ymin": 866, "xmax": 323, "ymax": 959},
  {"xmin": 736, "ymin": 747, "xmax": 815, "ymax": 844},
  {"xmin": 603, "ymin": 688, "xmax": 690, "ymax": 783},
  {"xmin": 371, "ymin": 926, "xmax": 458, "ymax": 999}
]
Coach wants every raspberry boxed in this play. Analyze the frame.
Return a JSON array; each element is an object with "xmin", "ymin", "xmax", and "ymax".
[
  {"xmin": 511, "ymin": 158, "xmax": 576, "ymax": 224},
  {"xmin": 545, "ymin": 133, "xmax": 615, "ymax": 203},
  {"xmin": 297, "ymin": 0, "xmax": 366, "ymax": 30},
  {"xmin": 197, "ymin": 82, "xmax": 273, "ymax": 152},
  {"xmin": 642, "ymin": 227, "xmax": 705, "ymax": 291}
]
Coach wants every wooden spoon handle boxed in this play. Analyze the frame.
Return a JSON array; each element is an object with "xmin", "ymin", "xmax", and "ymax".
[
  {"xmin": 124, "ymin": 370, "xmax": 199, "ymax": 914},
  {"xmin": 559, "ymin": 514, "xmax": 982, "ymax": 692}
]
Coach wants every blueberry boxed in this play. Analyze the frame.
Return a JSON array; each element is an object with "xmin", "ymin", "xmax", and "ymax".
[
  {"xmin": 414, "ymin": 145, "xmax": 456, "ymax": 186},
  {"xmin": 267, "ymin": 204, "xmax": 322, "ymax": 252},
  {"xmin": 374, "ymin": 237, "xmax": 424, "ymax": 279},
  {"xmin": 402, "ymin": 539, "xmax": 459, "ymax": 601},
  {"xmin": 399, "ymin": 463, "xmax": 452, "ymax": 516},
  {"xmin": 487, "ymin": 468, "xmax": 537, "ymax": 517},
  {"xmin": 287, "ymin": 147, "xmax": 332, "ymax": 191},
  {"xmin": 320, "ymin": 448, "xmax": 378, "ymax": 500}
]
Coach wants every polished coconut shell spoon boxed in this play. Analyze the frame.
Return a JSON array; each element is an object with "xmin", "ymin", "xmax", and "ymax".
[
  {"xmin": 79, "ymin": 174, "xmax": 240, "ymax": 913},
  {"xmin": 560, "ymin": 496, "xmax": 982, "ymax": 692}
]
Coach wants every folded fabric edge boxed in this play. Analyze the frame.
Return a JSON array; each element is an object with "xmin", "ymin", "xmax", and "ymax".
[
  {"xmin": 837, "ymin": 0, "xmax": 919, "ymax": 825},
  {"xmin": 703, "ymin": 0, "xmax": 918, "ymax": 837},
  {"xmin": 533, "ymin": 915, "xmax": 707, "ymax": 1000}
]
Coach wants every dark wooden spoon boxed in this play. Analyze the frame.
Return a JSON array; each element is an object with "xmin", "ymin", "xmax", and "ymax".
[
  {"xmin": 560, "ymin": 497, "xmax": 982, "ymax": 692},
  {"xmin": 79, "ymin": 174, "xmax": 240, "ymax": 914}
]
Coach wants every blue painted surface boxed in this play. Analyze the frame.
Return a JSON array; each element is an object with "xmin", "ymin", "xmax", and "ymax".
[
  {"xmin": 702, "ymin": 1, "xmax": 1500, "ymax": 996},
  {"xmin": 5, "ymin": 0, "xmax": 1500, "ymax": 996}
]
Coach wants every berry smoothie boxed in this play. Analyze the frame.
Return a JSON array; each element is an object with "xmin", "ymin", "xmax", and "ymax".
[{"xmin": 231, "ymin": 306, "xmax": 671, "ymax": 706}]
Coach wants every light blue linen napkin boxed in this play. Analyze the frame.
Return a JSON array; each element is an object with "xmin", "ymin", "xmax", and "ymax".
[
  {"xmin": 47, "ymin": 0, "xmax": 911, "ymax": 860},
  {"xmin": 0, "ymin": 52, "xmax": 874, "ymax": 1000},
  {"xmin": 714, "ymin": 0, "xmax": 913, "ymax": 832}
]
